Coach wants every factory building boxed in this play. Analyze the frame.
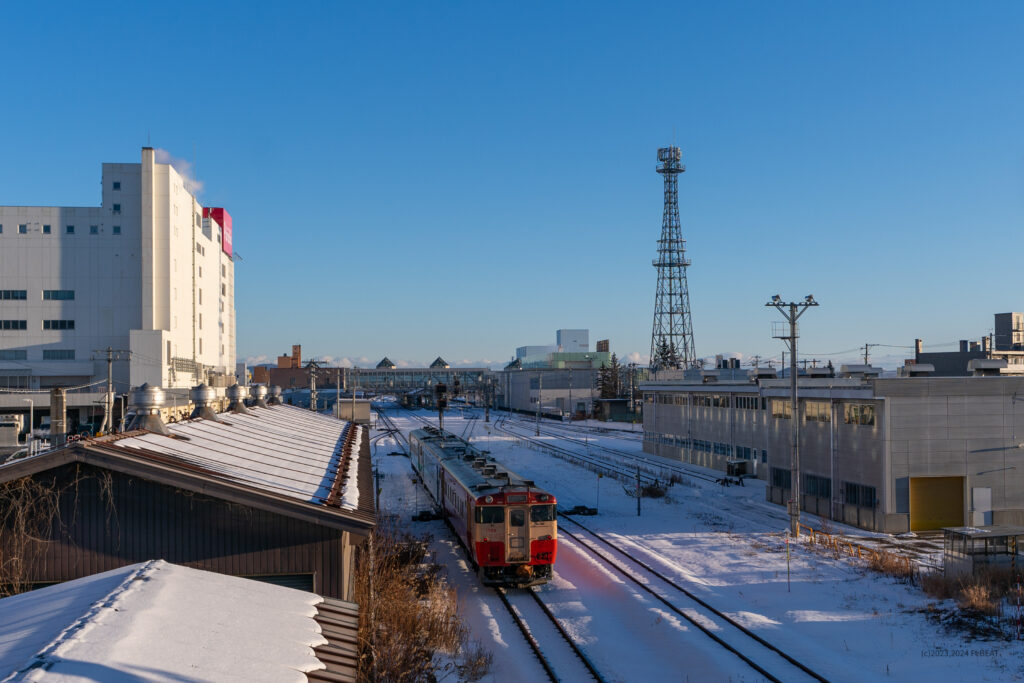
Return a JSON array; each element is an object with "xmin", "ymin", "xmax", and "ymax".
[
  {"xmin": 0, "ymin": 148, "xmax": 237, "ymax": 429},
  {"xmin": 642, "ymin": 369, "xmax": 1024, "ymax": 533}
]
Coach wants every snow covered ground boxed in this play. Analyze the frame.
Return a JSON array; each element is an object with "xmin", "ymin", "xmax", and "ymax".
[{"xmin": 372, "ymin": 404, "xmax": 1024, "ymax": 682}]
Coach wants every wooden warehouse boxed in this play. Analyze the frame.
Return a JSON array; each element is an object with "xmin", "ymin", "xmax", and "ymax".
[{"xmin": 0, "ymin": 404, "xmax": 375, "ymax": 600}]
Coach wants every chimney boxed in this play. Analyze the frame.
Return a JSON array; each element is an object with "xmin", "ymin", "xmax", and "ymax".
[
  {"xmin": 267, "ymin": 385, "xmax": 283, "ymax": 405},
  {"xmin": 914, "ymin": 338, "xmax": 923, "ymax": 355},
  {"xmin": 226, "ymin": 384, "xmax": 250, "ymax": 415},
  {"xmin": 249, "ymin": 384, "xmax": 270, "ymax": 408},
  {"xmin": 189, "ymin": 384, "xmax": 221, "ymax": 422},
  {"xmin": 126, "ymin": 383, "xmax": 170, "ymax": 435}
]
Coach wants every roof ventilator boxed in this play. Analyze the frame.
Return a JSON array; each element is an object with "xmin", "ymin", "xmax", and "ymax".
[
  {"xmin": 267, "ymin": 385, "xmax": 283, "ymax": 405},
  {"xmin": 189, "ymin": 383, "xmax": 221, "ymax": 422},
  {"xmin": 126, "ymin": 383, "xmax": 171, "ymax": 435},
  {"xmin": 249, "ymin": 383, "xmax": 270, "ymax": 409},
  {"xmin": 226, "ymin": 384, "xmax": 250, "ymax": 415}
]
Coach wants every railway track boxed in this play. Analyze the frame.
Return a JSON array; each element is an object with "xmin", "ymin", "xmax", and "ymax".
[
  {"xmin": 557, "ymin": 514, "xmax": 830, "ymax": 683},
  {"xmin": 495, "ymin": 587, "xmax": 606, "ymax": 683}
]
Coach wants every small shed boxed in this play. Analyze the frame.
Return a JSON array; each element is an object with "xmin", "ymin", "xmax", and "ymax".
[{"xmin": 942, "ymin": 525, "xmax": 1024, "ymax": 577}]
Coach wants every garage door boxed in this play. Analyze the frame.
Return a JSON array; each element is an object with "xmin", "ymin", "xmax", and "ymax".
[{"xmin": 909, "ymin": 476, "xmax": 964, "ymax": 531}]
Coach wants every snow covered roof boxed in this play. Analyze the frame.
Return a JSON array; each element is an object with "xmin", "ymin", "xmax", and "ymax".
[
  {"xmin": 0, "ymin": 404, "xmax": 374, "ymax": 532},
  {"xmin": 0, "ymin": 560, "xmax": 358, "ymax": 682}
]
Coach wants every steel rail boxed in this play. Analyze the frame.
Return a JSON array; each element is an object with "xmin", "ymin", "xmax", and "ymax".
[{"xmin": 558, "ymin": 515, "xmax": 830, "ymax": 683}]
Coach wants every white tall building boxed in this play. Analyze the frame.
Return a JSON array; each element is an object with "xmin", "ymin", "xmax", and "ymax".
[{"xmin": 0, "ymin": 147, "xmax": 237, "ymax": 428}]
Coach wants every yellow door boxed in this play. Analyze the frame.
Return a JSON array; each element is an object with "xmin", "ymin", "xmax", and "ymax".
[{"xmin": 910, "ymin": 476, "xmax": 964, "ymax": 531}]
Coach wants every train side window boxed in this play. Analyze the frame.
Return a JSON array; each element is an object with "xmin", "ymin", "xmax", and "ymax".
[
  {"xmin": 510, "ymin": 509, "xmax": 526, "ymax": 527},
  {"xmin": 530, "ymin": 505, "xmax": 555, "ymax": 522},
  {"xmin": 475, "ymin": 507, "xmax": 504, "ymax": 524}
]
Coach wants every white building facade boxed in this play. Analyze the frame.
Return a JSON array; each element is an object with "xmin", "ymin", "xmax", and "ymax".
[{"xmin": 0, "ymin": 147, "xmax": 236, "ymax": 425}]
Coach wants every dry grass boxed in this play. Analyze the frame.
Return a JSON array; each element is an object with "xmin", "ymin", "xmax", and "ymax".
[
  {"xmin": 355, "ymin": 515, "xmax": 491, "ymax": 682},
  {"xmin": 958, "ymin": 584, "xmax": 1000, "ymax": 616},
  {"xmin": 867, "ymin": 550, "xmax": 915, "ymax": 580},
  {"xmin": 922, "ymin": 566, "xmax": 1019, "ymax": 618}
]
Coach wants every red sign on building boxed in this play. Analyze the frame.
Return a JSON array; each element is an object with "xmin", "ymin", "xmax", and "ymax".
[{"xmin": 203, "ymin": 207, "xmax": 233, "ymax": 257}]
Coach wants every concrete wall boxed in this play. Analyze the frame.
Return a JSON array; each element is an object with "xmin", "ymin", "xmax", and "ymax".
[{"xmin": 0, "ymin": 148, "xmax": 236, "ymax": 393}]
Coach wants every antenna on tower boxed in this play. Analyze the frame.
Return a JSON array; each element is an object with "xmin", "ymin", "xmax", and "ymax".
[{"xmin": 649, "ymin": 145, "xmax": 696, "ymax": 372}]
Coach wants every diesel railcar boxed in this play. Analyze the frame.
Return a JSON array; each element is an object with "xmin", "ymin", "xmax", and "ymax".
[{"xmin": 409, "ymin": 426, "xmax": 557, "ymax": 587}]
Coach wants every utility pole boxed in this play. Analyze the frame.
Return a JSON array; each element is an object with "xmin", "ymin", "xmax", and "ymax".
[
  {"xmin": 93, "ymin": 347, "xmax": 129, "ymax": 433},
  {"xmin": 863, "ymin": 343, "xmax": 880, "ymax": 366},
  {"xmin": 535, "ymin": 372, "xmax": 542, "ymax": 436},
  {"xmin": 766, "ymin": 294, "xmax": 819, "ymax": 538},
  {"xmin": 568, "ymin": 367, "xmax": 573, "ymax": 421},
  {"xmin": 336, "ymin": 368, "xmax": 342, "ymax": 420}
]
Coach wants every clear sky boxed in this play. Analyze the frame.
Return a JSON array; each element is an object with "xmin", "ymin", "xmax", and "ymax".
[{"xmin": 2, "ymin": 2, "xmax": 1022, "ymax": 369}]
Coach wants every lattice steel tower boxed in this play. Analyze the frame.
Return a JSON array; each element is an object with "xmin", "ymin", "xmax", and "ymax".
[{"xmin": 649, "ymin": 146, "xmax": 696, "ymax": 370}]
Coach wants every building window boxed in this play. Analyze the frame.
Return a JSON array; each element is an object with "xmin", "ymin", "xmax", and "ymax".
[
  {"xmin": 43, "ymin": 224, "xmax": 51, "ymax": 234},
  {"xmin": 221, "ymin": 283, "xmax": 226, "ymax": 296},
  {"xmin": 198, "ymin": 290, "xmax": 202, "ymax": 304},
  {"xmin": 0, "ymin": 290, "xmax": 27, "ymax": 300},
  {"xmin": 113, "ymin": 181, "xmax": 121, "ymax": 190},
  {"xmin": 804, "ymin": 474, "xmax": 832, "ymax": 499},
  {"xmin": 805, "ymin": 401, "xmax": 831, "ymax": 422},
  {"xmin": 0, "ymin": 320, "xmax": 28, "ymax": 330},
  {"xmin": 0, "ymin": 224, "xmax": 3, "ymax": 233},
  {"xmin": 198, "ymin": 313, "xmax": 202, "ymax": 329},
  {"xmin": 113, "ymin": 225, "xmax": 121, "ymax": 235},
  {"xmin": 43, "ymin": 290, "xmax": 75, "ymax": 300},
  {"xmin": 199, "ymin": 338, "xmax": 202, "ymax": 354},
  {"xmin": 89, "ymin": 225, "xmax": 99, "ymax": 235},
  {"xmin": 771, "ymin": 467, "xmax": 791, "ymax": 490},
  {"xmin": 736, "ymin": 396, "xmax": 759, "ymax": 410},
  {"xmin": 221, "ymin": 264, "xmax": 226, "ymax": 277},
  {"xmin": 43, "ymin": 349, "xmax": 75, "ymax": 360},
  {"xmin": 43, "ymin": 320, "xmax": 75, "ymax": 330},
  {"xmin": 771, "ymin": 399, "xmax": 792, "ymax": 419},
  {"xmin": 66, "ymin": 225, "xmax": 75, "ymax": 234},
  {"xmin": 843, "ymin": 403, "xmax": 876, "ymax": 426},
  {"xmin": 18, "ymin": 224, "xmax": 27, "ymax": 234},
  {"xmin": 843, "ymin": 481, "xmax": 877, "ymax": 508},
  {"xmin": 0, "ymin": 349, "xmax": 27, "ymax": 360},
  {"xmin": 112, "ymin": 203, "xmax": 121, "ymax": 214}
]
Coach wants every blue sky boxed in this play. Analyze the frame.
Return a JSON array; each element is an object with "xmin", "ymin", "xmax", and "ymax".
[{"xmin": 2, "ymin": 2, "xmax": 1022, "ymax": 369}]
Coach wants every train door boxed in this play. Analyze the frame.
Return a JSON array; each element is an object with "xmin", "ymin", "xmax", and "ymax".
[{"xmin": 507, "ymin": 507, "xmax": 529, "ymax": 562}]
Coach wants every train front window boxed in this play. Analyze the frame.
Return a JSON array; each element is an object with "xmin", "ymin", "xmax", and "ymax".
[
  {"xmin": 530, "ymin": 505, "xmax": 555, "ymax": 522},
  {"xmin": 510, "ymin": 509, "xmax": 526, "ymax": 527},
  {"xmin": 475, "ymin": 506, "xmax": 504, "ymax": 524}
]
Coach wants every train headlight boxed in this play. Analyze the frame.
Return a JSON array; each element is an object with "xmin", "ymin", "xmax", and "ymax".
[
  {"xmin": 485, "ymin": 496, "xmax": 493, "ymax": 503},
  {"xmin": 538, "ymin": 494, "xmax": 549, "ymax": 501}
]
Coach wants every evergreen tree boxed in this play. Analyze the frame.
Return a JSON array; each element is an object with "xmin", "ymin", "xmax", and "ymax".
[{"xmin": 608, "ymin": 353, "xmax": 622, "ymax": 397}]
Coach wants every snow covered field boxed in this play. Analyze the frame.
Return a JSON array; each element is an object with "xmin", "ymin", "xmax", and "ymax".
[{"xmin": 372, "ymin": 404, "xmax": 1024, "ymax": 682}]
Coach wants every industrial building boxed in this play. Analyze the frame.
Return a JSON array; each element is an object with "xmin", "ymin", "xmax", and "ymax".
[
  {"xmin": 0, "ymin": 148, "xmax": 237, "ymax": 431},
  {"xmin": 0, "ymin": 397, "xmax": 374, "ymax": 600},
  {"xmin": 642, "ymin": 368, "xmax": 1024, "ymax": 533},
  {"xmin": 912, "ymin": 312, "xmax": 1024, "ymax": 376}
]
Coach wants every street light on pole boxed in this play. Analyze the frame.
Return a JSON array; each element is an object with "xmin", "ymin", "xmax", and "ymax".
[
  {"xmin": 21, "ymin": 398, "xmax": 33, "ymax": 455},
  {"xmin": 766, "ymin": 294, "xmax": 819, "ymax": 539}
]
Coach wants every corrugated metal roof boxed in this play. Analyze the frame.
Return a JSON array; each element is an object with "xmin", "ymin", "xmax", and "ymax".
[{"xmin": 113, "ymin": 404, "xmax": 360, "ymax": 509}]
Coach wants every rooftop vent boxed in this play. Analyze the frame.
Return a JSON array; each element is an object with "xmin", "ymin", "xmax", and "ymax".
[
  {"xmin": 969, "ymin": 358, "xmax": 1007, "ymax": 376},
  {"xmin": 482, "ymin": 465, "xmax": 497, "ymax": 476},
  {"xmin": 266, "ymin": 385, "xmax": 283, "ymax": 405},
  {"xmin": 838, "ymin": 364, "xmax": 882, "ymax": 379},
  {"xmin": 249, "ymin": 384, "xmax": 269, "ymax": 408},
  {"xmin": 126, "ymin": 383, "xmax": 170, "ymax": 435},
  {"xmin": 226, "ymin": 384, "xmax": 250, "ymax": 415},
  {"xmin": 902, "ymin": 363, "xmax": 935, "ymax": 378},
  {"xmin": 188, "ymin": 383, "xmax": 221, "ymax": 422}
]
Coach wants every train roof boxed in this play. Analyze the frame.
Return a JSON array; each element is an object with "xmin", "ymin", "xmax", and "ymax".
[{"xmin": 410, "ymin": 427, "xmax": 546, "ymax": 497}]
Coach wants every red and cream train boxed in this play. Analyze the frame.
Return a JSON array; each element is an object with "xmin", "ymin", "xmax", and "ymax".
[{"xmin": 409, "ymin": 426, "xmax": 557, "ymax": 587}]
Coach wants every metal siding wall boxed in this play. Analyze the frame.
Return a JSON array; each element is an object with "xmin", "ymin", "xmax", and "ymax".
[{"xmin": 13, "ymin": 464, "xmax": 352, "ymax": 599}]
